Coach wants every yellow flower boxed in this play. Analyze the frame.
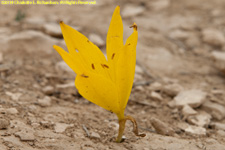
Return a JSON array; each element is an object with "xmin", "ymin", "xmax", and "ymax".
[{"xmin": 53, "ymin": 6, "xmax": 145, "ymax": 142}]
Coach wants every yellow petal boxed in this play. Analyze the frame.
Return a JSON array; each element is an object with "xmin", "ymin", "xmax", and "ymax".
[
  {"xmin": 60, "ymin": 21, "xmax": 110, "ymax": 78},
  {"xmin": 75, "ymin": 72, "xmax": 120, "ymax": 114},
  {"xmin": 115, "ymin": 23, "xmax": 138, "ymax": 110},
  {"xmin": 107, "ymin": 6, "xmax": 123, "ymax": 81},
  {"xmin": 107, "ymin": 6, "xmax": 123, "ymax": 57},
  {"xmin": 53, "ymin": 45, "xmax": 84, "ymax": 74}
]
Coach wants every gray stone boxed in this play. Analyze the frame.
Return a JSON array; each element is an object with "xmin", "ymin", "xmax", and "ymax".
[
  {"xmin": 42, "ymin": 23, "xmax": 62, "ymax": 38},
  {"xmin": 211, "ymin": 89, "xmax": 224, "ymax": 95},
  {"xmin": 150, "ymin": 91, "xmax": 163, "ymax": 101},
  {"xmin": 56, "ymin": 82, "xmax": 77, "ymax": 96},
  {"xmin": 217, "ymin": 130, "xmax": 225, "ymax": 137},
  {"xmin": 15, "ymin": 128, "xmax": 35, "ymax": 141},
  {"xmin": 163, "ymin": 83, "xmax": 183, "ymax": 97},
  {"xmin": 135, "ymin": 65, "xmax": 144, "ymax": 74},
  {"xmin": 122, "ymin": 5, "xmax": 145, "ymax": 17},
  {"xmin": 177, "ymin": 122, "xmax": 189, "ymax": 131},
  {"xmin": 55, "ymin": 61, "xmax": 74, "ymax": 73},
  {"xmin": 38, "ymin": 96, "xmax": 52, "ymax": 107},
  {"xmin": 212, "ymin": 51, "xmax": 225, "ymax": 62},
  {"xmin": 2, "ymin": 136, "xmax": 25, "ymax": 148},
  {"xmin": 134, "ymin": 73, "xmax": 143, "ymax": 82},
  {"xmin": 0, "ymin": 27, "xmax": 11, "ymax": 35},
  {"xmin": 202, "ymin": 28, "xmax": 225, "ymax": 47},
  {"xmin": 6, "ymin": 108, "xmax": 18, "ymax": 114},
  {"xmin": 210, "ymin": 122, "xmax": 225, "ymax": 131},
  {"xmin": 0, "ymin": 119, "xmax": 10, "ymax": 129},
  {"xmin": 145, "ymin": 47, "xmax": 182, "ymax": 74},
  {"xmin": 108, "ymin": 122, "xmax": 119, "ymax": 131},
  {"xmin": 40, "ymin": 121, "xmax": 53, "ymax": 128},
  {"xmin": 22, "ymin": 17, "xmax": 46, "ymax": 30},
  {"xmin": 150, "ymin": 0, "xmax": 170, "ymax": 10},
  {"xmin": 31, "ymin": 123, "xmax": 40, "ymax": 128},
  {"xmin": 134, "ymin": 86, "xmax": 145, "ymax": 91},
  {"xmin": 201, "ymin": 101, "xmax": 225, "ymax": 120},
  {"xmin": 187, "ymin": 111, "xmax": 211, "ymax": 127},
  {"xmin": 4, "ymin": 30, "xmax": 58, "ymax": 54},
  {"xmin": 56, "ymin": 82, "xmax": 74, "ymax": 89},
  {"xmin": 169, "ymin": 30, "xmax": 190, "ymax": 40},
  {"xmin": 148, "ymin": 82, "xmax": 162, "ymax": 91},
  {"xmin": 5, "ymin": 92, "xmax": 22, "ymax": 101},
  {"xmin": 0, "ymin": 108, "xmax": 6, "ymax": 114},
  {"xmin": 211, "ymin": 51, "xmax": 225, "ymax": 73},
  {"xmin": 88, "ymin": 33, "xmax": 105, "ymax": 47},
  {"xmin": 54, "ymin": 123, "xmax": 73, "ymax": 133},
  {"xmin": 184, "ymin": 125, "xmax": 206, "ymax": 136},
  {"xmin": 90, "ymin": 132, "xmax": 101, "ymax": 139},
  {"xmin": 173, "ymin": 89, "xmax": 206, "ymax": 108},
  {"xmin": 167, "ymin": 100, "xmax": 176, "ymax": 108},
  {"xmin": 150, "ymin": 117, "xmax": 174, "ymax": 136},
  {"xmin": 42, "ymin": 86, "xmax": 54, "ymax": 95},
  {"xmin": 182, "ymin": 105, "xmax": 198, "ymax": 117}
]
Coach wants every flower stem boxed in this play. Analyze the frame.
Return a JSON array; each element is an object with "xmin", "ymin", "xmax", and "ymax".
[{"xmin": 116, "ymin": 116, "xmax": 146, "ymax": 143}]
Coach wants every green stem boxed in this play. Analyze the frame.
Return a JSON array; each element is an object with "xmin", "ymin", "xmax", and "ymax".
[{"xmin": 115, "ymin": 116, "xmax": 146, "ymax": 143}]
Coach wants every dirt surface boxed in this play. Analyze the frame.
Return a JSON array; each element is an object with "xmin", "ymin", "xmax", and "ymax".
[{"xmin": 1, "ymin": 0, "xmax": 225, "ymax": 149}]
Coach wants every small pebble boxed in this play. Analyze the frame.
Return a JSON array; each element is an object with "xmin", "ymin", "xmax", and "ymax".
[
  {"xmin": 6, "ymin": 108, "xmax": 18, "ymax": 114},
  {"xmin": 0, "ymin": 119, "xmax": 10, "ymax": 129},
  {"xmin": 55, "ymin": 61, "xmax": 73, "ymax": 73},
  {"xmin": 54, "ymin": 123, "xmax": 73, "ymax": 133},
  {"xmin": 187, "ymin": 111, "xmax": 211, "ymax": 127},
  {"xmin": 202, "ymin": 28, "xmax": 225, "ymax": 47},
  {"xmin": 90, "ymin": 132, "xmax": 101, "ymax": 139},
  {"xmin": 173, "ymin": 89, "xmax": 206, "ymax": 108},
  {"xmin": 5, "ymin": 92, "xmax": 22, "ymax": 101},
  {"xmin": 15, "ymin": 129, "xmax": 35, "ymax": 141},
  {"xmin": 150, "ymin": 117, "xmax": 174, "ymax": 136},
  {"xmin": 42, "ymin": 86, "xmax": 54, "ymax": 95},
  {"xmin": 217, "ymin": 130, "xmax": 225, "ymax": 137},
  {"xmin": 150, "ymin": 91, "xmax": 163, "ymax": 101},
  {"xmin": 122, "ymin": 5, "xmax": 145, "ymax": 17},
  {"xmin": 38, "ymin": 96, "xmax": 52, "ymax": 107},
  {"xmin": 182, "ymin": 105, "xmax": 198, "ymax": 117},
  {"xmin": 169, "ymin": 29, "xmax": 190, "ymax": 40},
  {"xmin": 56, "ymin": 82, "xmax": 74, "ymax": 89},
  {"xmin": 150, "ymin": 0, "xmax": 170, "ymax": 10},
  {"xmin": 184, "ymin": 125, "xmax": 206, "ymax": 136},
  {"xmin": 212, "ymin": 51, "xmax": 225, "ymax": 62},
  {"xmin": 108, "ymin": 122, "xmax": 119, "ymax": 131},
  {"xmin": 31, "ymin": 123, "xmax": 40, "ymax": 128},
  {"xmin": 42, "ymin": 23, "xmax": 62, "ymax": 38},
  {"xmin": 23, "ymin": 17, "xmax": 45, "ymax": 30},
  {"xmin": 201, "ymin": 100, "xmax": 225, "ymax": 120},
  {"xmin": 88, "ymin": 33, "xmax": 105, "ymax": 47},
  {"xmin": 135, "ymin": 65, "xmax": 144, "ymax": 74},
  {"xmin": 148, "ymin": 82, "xmax": 162, "ymax": 91},
  {"xmin": 163, "ymin": 83, "xmax": 183, "ymax": 97},
  {"xmin": 210, "ymin": 122, "xmax": 225, "ymax": 131}
]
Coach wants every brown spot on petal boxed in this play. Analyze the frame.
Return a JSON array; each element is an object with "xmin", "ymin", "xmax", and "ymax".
[
  {"xmin": 81, "ymin": 74, "xmax": 89, "ymax": 78},
  {"xmin": 111, "ymin": 53, "xmax": 115, "ymax": 60},
  {"xmin": 101, "ymin": 64, "xmax": 109, "ymax": 69},
  {"xmin": 91, "ymin": 64, "xmax": 95, "ymax": 70}
]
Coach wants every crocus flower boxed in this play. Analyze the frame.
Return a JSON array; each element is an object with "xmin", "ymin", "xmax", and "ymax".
[{"xmin": 53, "ymin": 6, "xmax": 145, "ymax": 142}]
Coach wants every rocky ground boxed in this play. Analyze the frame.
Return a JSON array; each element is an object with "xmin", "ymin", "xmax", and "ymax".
[{"xmin": 1, "ymin": 0, "xmax": 225, "ymax": 149}]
